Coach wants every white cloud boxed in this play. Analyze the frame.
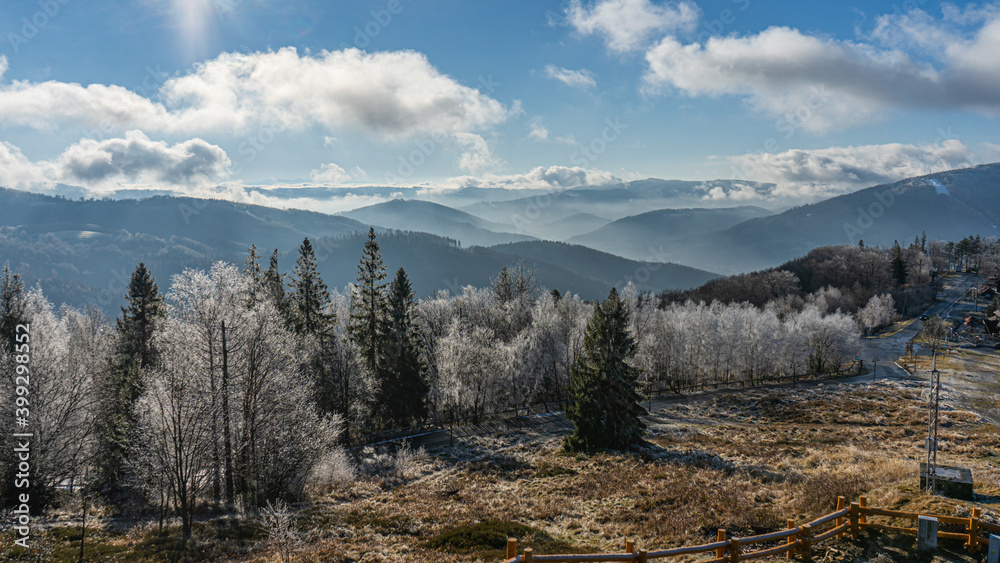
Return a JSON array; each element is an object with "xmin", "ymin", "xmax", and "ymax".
[
  {"xmin": 442, "ymin": 165, "xmax": 620, "ymax": 191},
  {"xmin": 527, "ymin": 117, "xmax": 576, "ymax": 145},
  {"xmin": 724, "ymin": 139, "xmax": 991, "ymax": 200},
  {"xmin": 699, "ymin": 182, "xmax": 767, "ymax": 202},
  {"xmin": 544, "ymin": 65, "xmax": 597, "ymax": 89},
  {"xmin": 567, "ymin": 0, "xmax": 700, "ymax": 53},
  {"xmin": 310, "ymin": 162, "xmax": 350, "ymax": 183},
  {"xmin": 643, "ymin": 9, "xmax": 1000, "ymax": 131},
  {"xmin": 528, "ymin": 119, "xmax": 551, "ymax": 142},
  {"xmin": 0, "ymin": 141, "xmax": 50, "ymax": 189},
  {"xmin": 0, "ymin": 56, "xmax": 8, "ymax": 80},
  {"xmin": 453, "ymin": 132, "xmax": 502, "ymax": 173},
  {"xmin": 0, "ymin": 132, "xmax": 230, "ymax": 194},
  {"xmin": 0, "ymin": 47, "xmax": 512, "ymax": 139}
]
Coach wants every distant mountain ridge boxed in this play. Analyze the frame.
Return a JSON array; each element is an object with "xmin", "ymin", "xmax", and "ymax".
[
  {"xmin": 568, "ymin": 206, "xmax": 773, "ymax": 260},
  {"xmin": 0, "ymin": 188, "xmax": 718, "ymax": 314},
  {"xmin": 659, "ymin": 163, "xmax": 1000, "ymax": 273},
  {"xmin": 339, "ymin": 199, "xmax": 534, "ymax": 247}
]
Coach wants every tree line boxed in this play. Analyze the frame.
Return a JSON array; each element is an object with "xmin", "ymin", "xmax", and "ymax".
[{"xmin": 8, "ymin": 229, "xmax": 949, "ymax": 529}]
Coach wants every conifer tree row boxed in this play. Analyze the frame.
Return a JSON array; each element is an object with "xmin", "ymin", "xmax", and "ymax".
[{"xmin": 348, "ymin": 229, "xmax": 429, "ymax": 430}]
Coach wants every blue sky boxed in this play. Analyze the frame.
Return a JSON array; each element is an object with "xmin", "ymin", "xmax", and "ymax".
[{"xmin": 0, "ymin": 0, "xmax": 999, "ymax": 211}]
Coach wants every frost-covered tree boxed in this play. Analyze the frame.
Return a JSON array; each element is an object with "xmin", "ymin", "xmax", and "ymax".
[
  {"xmin": 166, "ymin": 262, "xmax": 340, "ymax": 507},
  {"xmin": 137, "ymin": 318, "xmax": 215, "ymax": 543},
  {"xmin": 0, "ymin": 292, "xmax": 107, "ymax": 509},
  {"xmin": 857, "ymin": 294, "xmax": 896, "ymax": 335},
  {"xmin": 436, "ymin": 321, "xmax": 511, "ymax": 422},
  {"xmin": 565, "ymin": 288, "xmax": 646, "ymax": 453},
  {"xmin": 490, "ymin": 262, "xmax": 536, "ymax": 341},
  {"xmin": 793, "ymin": 305, "xmax": 860, "ymax": 373}
]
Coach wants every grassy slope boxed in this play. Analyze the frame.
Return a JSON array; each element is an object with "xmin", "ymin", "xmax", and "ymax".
[{"xmin": 11, "ymin": 378, "xmax": 998, "ymax": 562}]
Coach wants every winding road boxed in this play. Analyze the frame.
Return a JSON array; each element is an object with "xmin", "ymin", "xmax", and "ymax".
[{"xmin": 858, "ymin": 272, "xmax": 977, "ymax": 381}]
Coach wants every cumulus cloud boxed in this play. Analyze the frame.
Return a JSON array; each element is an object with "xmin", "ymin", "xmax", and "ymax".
[
  {"xmin": 545, "ymin": 65, "xmax": 597, "ymax": 89},
  {"xmin": 0, "ymin": 56, "xmax": 8, "ymax": 80},
  {"xmin": 453, "ymin": 132, "xmax": 502, "ymax": 173},
  {"xmin": 0, "ymin": 141, "xmax": 50, "ymax": 189},
  {"xmin": 0, "ymin": 132, "xmax": 230, "ymax": 194},
  {"xmin": 0, "ymin": 47, "xmax": 512, "ymax": 138},
  {"xmin": 310, "ymin": 162, "xmax": 350, "ymax": 183},
  {"xmin": 642, "ymin": 9, "xmax": 1000, "ymax": 131},
  {"xmin": 442, "ymin": 165, "xmax": 620, "ymax": 191},
  {"xmin": 567, "ymin": 0, "xmax": 700, "ymax": 53},
  {"xmin": 723, "ymin": 140, "xmax": 993, "ymax": 200},
  {"xmin": 58, "ymin": 131, "xmax": 230, "ymax": 186}
]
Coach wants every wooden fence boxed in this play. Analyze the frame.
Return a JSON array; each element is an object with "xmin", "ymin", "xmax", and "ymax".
[{"xmin": 501, "ymin": 496, "xmax": 995, "ymax": 562}]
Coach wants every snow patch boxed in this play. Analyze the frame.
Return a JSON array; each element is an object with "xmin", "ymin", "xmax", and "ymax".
[{"xmin": 926, "ymin": 178, "xmax": 950, "ymax": 196}]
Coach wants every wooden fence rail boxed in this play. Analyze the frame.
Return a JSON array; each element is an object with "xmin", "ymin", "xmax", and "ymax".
[{"xmin": 501, "ymin": 496, "xmax": 994, "ymax": 562}]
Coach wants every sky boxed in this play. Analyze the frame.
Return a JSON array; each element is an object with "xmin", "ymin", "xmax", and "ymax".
[{"xmin": 0, "ymin": 0, "xmax": 999, "ymax": 210}]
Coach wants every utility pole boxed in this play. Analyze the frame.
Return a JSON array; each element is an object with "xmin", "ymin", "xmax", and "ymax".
[
  {"xmin": 926, "ymin": 350, "xmax": 940, "ymax": 494},
  {"xmin": 872, "ymin": 356, "xmax": 878, "ymax": 382}
]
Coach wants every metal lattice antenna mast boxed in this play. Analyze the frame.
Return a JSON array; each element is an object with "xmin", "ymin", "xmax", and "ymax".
[{"xmin": 926, "ymin": 350, "xmax": 940, "ymax": 494}]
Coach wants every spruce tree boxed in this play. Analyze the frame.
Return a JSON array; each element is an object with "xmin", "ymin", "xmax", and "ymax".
[
  {"xmin": 349, "ymin": 228, "xmax": 388, "ymax": 374},
  {"xmin": 0, "ymin": 263, "xmax": 27, "ymax": 353},
  {"xmin": 288, "ymin": 238, "xmax": 334, "ymax": 337},
  {"xmin": 381, "ymin": 267, "xmax": 429, "ymax": 427},
  {"xmin": 891, "ymin": 241, "xmax": 908, "ymax": 287},
  {"xmin": 264, "ymin": 249, "xmax": 289, "ymax": 322},
  {"xmin": 93, "ymin": 262, "xmax": 164, "ymax": 507},
  {"xmin": 492, "ymin": 266, "xmax": 514, "ymax": 304},
  {"xmin": 243, "ymin": 245, "xmax": 264, "ymax": 307},
  {"xmin": 565, "ymin": 287, "xmax": 647, "ymax": 453}
]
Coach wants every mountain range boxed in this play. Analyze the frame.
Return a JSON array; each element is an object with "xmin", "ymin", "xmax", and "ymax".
[
  {"xmin": 2, "ymin": 162, "xmax": 999, "ymax": 313},
  {"xmin": 658, "ymin": 163, "xmax": 1000, "ymax": 273},
  {"xmin": 0, "ymin": 188, "xmax": 717, "ymax": 315}
]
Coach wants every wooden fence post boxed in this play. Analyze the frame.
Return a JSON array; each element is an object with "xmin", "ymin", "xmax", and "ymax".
[
  {"xmin": 836, "ymin": 496, "xmax": 845, "ymax": 536},
  {"xmin": 717, "ymin": 529, "xmax": 727, "ymax": 560},
  {"xmin": 970, "ymin": 507, "xmax": 982, "ymax": 553},
  {"xmin": 638, "ymin": 548, "xmax": 648, "ymax": 563},
  {"xmin": 507, "ymin": 538, "xmax": 517, "ymax": 559},
  {"xmin": 859, "ymin": 496, "xmax": 868, "ymax": 526},
  {"xmin": 801, "ymin": 524, "xmax": 813, "ymax": 562},
  {"xmin": 524, "ymin": 547, "xmax": 533, "ymax": 563},
  {"xmin": 786, "ymin": 519, "xmax": 796, "ymax": 560},
  {"xmin": 849, "ymin": 502, "xmax": 860, "ymax": 540},
  {"xmin": 728, "ymin": 538, "xmax": 740, "ymax": 563},
  {"xmin": 626, "ymin": 539, "xmax": 634, "ymax": 554}
]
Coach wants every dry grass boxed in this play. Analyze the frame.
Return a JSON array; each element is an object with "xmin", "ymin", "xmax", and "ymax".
[
  {"xmin": 8, "ymin": 379, "xmax": 999, "ymax": 562},
  {"xmin": 262, "ymin": 379, "xmax": 1000, "ymax": 562}
]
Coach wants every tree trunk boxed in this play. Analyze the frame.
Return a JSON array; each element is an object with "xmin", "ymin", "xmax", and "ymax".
[{"xmin": 221, "ymin": 321, "xmax": 235, "ymax": 509}]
